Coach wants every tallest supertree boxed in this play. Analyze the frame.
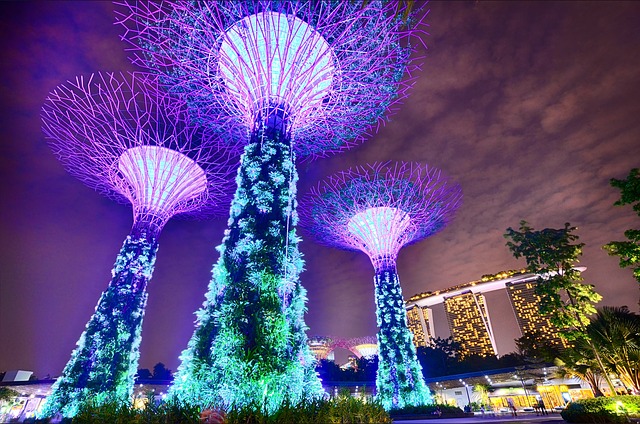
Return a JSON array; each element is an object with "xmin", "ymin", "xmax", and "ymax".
[{"xmin": 117, "ymin": 1, "xmax": 425, "ymax": 410}]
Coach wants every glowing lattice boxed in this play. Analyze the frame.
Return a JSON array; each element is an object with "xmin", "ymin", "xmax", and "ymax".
[
  {"xmin": 352, "ymin": 343, "xmax": 379, "ymax": 359},
  {"xmin": 42, "ymin": 71, "xmax": 236, "ymax": 229},
  {"xmin": 218, "ymin": 11, "xmax": 335, "ymax": 125},
  {"xmin": 38, "ymin": 71, "xmax": 235, "ymax": 418},
  {"xmin": 302, "ymin": 162, "xmax": 462, "ymax": 271},
  {"xmin": 301, "ymin": 162, "xmax": 461, "ymax": 410},
  {"xmin": 116, "ymin": 0, "xmax": 425, "ymax": 157}
]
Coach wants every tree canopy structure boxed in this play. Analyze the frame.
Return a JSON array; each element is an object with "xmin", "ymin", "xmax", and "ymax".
[
  {"xmin": 604, "ymin": 168, "xmax": 640, "ymax": 284},
  {"xmin": 38, "ymin": 72, "xmax": 235, "ymax": 418},
  {"xmin": 301, "ymin": 162, "xmax": 461, "ymax": 410},
  {"xmin": 116, "ymin": 0, "xmax": 426, "ymax": 410}
]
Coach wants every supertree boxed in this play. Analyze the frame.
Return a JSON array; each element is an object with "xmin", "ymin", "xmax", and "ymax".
[
  {"xmin": 349, "ymin": 337, "xmax": 379, "ymax": 359},
  {"xmin": 116, "ymin": 0, "xmax": 426, "ymax": 411},
  {"xmin": 300, "ymin": 162, "xmax": 462, "ymax": 410},
  {"xmin": 38, "ymin": 72, "xmax": 236, "ymax": 418}
]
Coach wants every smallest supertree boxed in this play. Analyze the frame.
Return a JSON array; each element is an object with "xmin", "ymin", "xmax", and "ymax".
[{"xmin": 301, "ymin": 162, "xmax": 461, "ymax": 410}]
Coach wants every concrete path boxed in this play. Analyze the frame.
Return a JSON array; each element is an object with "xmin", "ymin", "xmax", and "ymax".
[{"xmin": 393, "ymin": 412, "xmax": 565, "ymax": 424}]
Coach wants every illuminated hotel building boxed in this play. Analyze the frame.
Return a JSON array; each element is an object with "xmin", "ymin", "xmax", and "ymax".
[
  {"xmin": 406, "ymin": 305, "xmax": 434, "ymax": 348},
  {"xmin": 505, "ymin": 281, "xmax": 569, "ymax": 349},
  {"xmin": 443, "ymin": 291, "xmax": 497, "ymax": 357},
  {"xmin": 405, "ymin": 268, "xmax": 584, "ymax": 355}
]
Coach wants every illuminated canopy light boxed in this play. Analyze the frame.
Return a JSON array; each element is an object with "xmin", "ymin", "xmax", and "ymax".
[
  {"xmin": 218, "ymin": 11, "xmax": 335, "ymax": 126},
  {"xmin": 41, "ymin": 71, "xmax": 236, "ymax": 228},
  {"xmin": 352, "ymin": 343, "xmax": 379, "ymax": 359},
  {"xmin": 347, "ymin": 206, "xmax": 412, "ymax": 269},
  {"xmin": 37, "ymin": 72, "xmax": 235, "ymax": 418},
  {"xmin": 301, "ymin": 162, "xmax": 461, "ymax": 409},
  {"xmin": 118, "ymin": 146, "xmax": 207, "ymax": 217},
  {"xmin": 116, "ymin": 0, "xmax": 424, "ymax": 157},
  {"xmin": 302, "ymin": 162, "xmax": 462, "ymax": 272}
]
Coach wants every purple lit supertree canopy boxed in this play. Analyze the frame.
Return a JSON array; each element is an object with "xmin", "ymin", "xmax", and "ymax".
[
  {"xmin": 38, "ymin": 71, "xmax": 236, "ymax": 418},
  {"xmin": 116, "ymin": 0, "xmax": 425, "ymax": 157},
  {"xmin": 301, "ymin": 162, "xmax": 462, "ymax": 409},
  {"xmin": 115, "ymin": 0, "xmax": 426, "ymax": 411}
]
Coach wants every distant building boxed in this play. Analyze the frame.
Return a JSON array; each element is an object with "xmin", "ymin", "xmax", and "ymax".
[
  {"xmin": 406, "ymin": 268, "xmax": 582, "ymax": 356},
  {"xmin": 406, "ymin": 305, "xmax": 434, "ymax": 348},
  {"xmin": 1, "ymin": 371, "xmax": 33, "ymax": 382},
  {"xmin": 443, "ymin": 291, "xmax": 497, "ymax": 358},
  {"xmin": 505, "ymin": 281, "xmax": 569, "ymax": 350}
]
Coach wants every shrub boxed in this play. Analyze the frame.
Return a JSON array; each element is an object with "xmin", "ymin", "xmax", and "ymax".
[
  {"xmin": 389, "ymin": 403, "xmax": 464, "ymax": 418},
  {"xmin": 561, "ymin": 395, "xmax": 640, "ymax": 423},
  {"xmin": 224, "ymin": 394, "xmax": 390, "ymax": 424},
  {"xmin": 66, "ymin": 395, "xmax": 200, "ymax": 424}
]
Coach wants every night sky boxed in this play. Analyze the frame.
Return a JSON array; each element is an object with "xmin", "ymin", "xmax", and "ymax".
[{"xmin": 1, "ymin": 1, "xmax": 639, "ymax": 378}]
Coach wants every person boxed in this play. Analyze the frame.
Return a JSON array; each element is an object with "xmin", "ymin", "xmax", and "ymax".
[
  {"xmin": 507, "ymin": 398, "xmax": 517, "ymax": 417},
  {"xmin": 538, "ymin": 398, "xmax": 548, "ymax": 415}
]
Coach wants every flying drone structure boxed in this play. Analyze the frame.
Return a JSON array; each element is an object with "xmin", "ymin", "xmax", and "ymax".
[
  {"xmin": 38, "ymin": 72, "xmax": 236, "ymax": 418},
  {"xmin": 116, "ymin": 0, "xmax": 426, "ymax": 410},
  {"xmin": 301, "ymin": 162, "xmax": 462, "ymax": 409}
]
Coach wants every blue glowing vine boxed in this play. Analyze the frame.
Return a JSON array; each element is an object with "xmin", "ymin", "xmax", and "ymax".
[
  {"xmin": 39, "ymin": 228, "xmax": 158, "ymax": 418},
  {"xmin": 374, "ymin": 267, "xmax": 432, "ymax": 410}
]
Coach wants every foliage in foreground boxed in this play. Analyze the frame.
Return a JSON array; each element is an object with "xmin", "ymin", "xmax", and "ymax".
[
  {"xmin": 389, "ymin": 403, "xmax": 464, "ymax": 417},
  {"xmin": 561, "ymin": 395, "xmax": 640, "ymax": 423},
  {"xmin": 68, "ymin": 396, "xmax": 200, "ymax": 424},
  {"xmin": 224, "ymin": 393, "xmax": 391, "ymax": 424},
  {"xmin": 34, "ymin": 391, "xmax": 390, "ymax": 424}
]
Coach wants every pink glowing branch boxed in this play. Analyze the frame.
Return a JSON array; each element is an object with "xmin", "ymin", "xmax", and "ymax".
[
  {"xmin": 301, "ymin": 162, "xmax": 462, "ymax": 270},
  {"xmin": 115, "ymin": 1, "xmax": 427, "ymax": 158},
  {"xmin": 42, "ymin": 72, "xmax": 237, "ymax": 228}
]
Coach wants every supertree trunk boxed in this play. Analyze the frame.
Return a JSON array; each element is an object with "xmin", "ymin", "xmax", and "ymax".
[
  {"xmin": 170, "ymin": 108, "xmax": 323, "ymax": 410},
  {"xmin": 374, "ymin": 264, "xmax": 432, "ymax": 410},
  {"xmin": 40, "ymin": 221, "xmax": 159, "ymax": 418}
]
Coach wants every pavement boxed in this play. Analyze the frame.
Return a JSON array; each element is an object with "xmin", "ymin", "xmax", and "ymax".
[{"xmin": 393, "ymin": 412, "xmax": 566, "ymax": 424}]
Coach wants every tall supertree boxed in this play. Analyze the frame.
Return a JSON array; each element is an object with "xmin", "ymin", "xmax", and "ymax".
[
  {"xmin": 38, "ymin": 72, "xmax": 235, "ymax": 418},
  {"xmin": 116, "ymin": 1, "xmax": 426, "ymax": 411},
  {"xmin": 300, "ymin": 162, "xmax": 462, "ymax": 410}
]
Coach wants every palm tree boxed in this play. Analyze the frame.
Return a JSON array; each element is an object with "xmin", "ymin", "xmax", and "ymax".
[
  {"xmin": 586, "ymin": 306, "xmax": 640, "ymax": 393},
  {"xmin": 554, "ymin": 346, "xmax": 605, "ymax": 397}
]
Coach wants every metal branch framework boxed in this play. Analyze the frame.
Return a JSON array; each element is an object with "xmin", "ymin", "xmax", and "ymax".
[
  {"xmin": 42, "ymin": 71, "xmax": 237, "ymax": 230},
  {"xmin": 115, "ymin": 0, "xmax": 426, "ymax": 158},
  {"xmin": 301, "ymin": 161, "xmax": 461, "ymax": 409},
  {"xmin": 302, "ymin": 162, "xmax": 462, "ymax": 271},
  {"xmin": 38, "ymin": 71, "xmax": 236, "ymax": 418}
]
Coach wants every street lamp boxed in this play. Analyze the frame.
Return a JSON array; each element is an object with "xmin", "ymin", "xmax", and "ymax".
[
  {"xmin": 459, "ymin": 379, "xmax": 472, "ymax": 406},
  {"xmin": 514, "ymin": 371, "xmax": 532, "ymax": 407}
]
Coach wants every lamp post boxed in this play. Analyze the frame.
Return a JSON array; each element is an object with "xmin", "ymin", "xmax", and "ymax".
[
  {"xmin": 459, "ymin": 379, "xmax": 472, "ymax": 407},
  {"xmin": 514, "ymin": 369, "xmax": 532, "ymax": 407}
]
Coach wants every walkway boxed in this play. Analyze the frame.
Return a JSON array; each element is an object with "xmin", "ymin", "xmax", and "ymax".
[{"xmin": 394, "ymin": 412, "xmax": 565, "ymax": 424}]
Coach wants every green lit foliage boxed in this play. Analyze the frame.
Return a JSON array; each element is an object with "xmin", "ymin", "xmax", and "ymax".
[
  {"xmin": 504, "ymin": 220, "xmax": 617, "ymax": 394},
  {"xmin": 39, "ymin": 232, "xmax": 158, "ymax": 419},
  {"xmin": 170, "ymin": 123, "xmax": 323, "ymax": 411},
  {"xmin": 562, "ymin": 306, "xmax": 640, "ymax": 394},
  {"xmin": 70, "ymin": 393, "xmax": 200, "ymax": 424},
  {"xmin": 504, "ymin": 221, "xmax": 602, "ymax": 341},
  {"xmin": 0, "ymin": 388, "xmax": 19, "ymax": 403},
  {"xmin": 389, "ymin": 403, "xmax": 464, "ymax": 418},
  {"xmin": 555, "ymin": 347, "xmax": 606, "ymax": 398},
  {"xmin": 561, "ymin": 395, "xmax": 640, "ymax": 423},
  {"xmin": 225, "ymin": 391, "xmax": 391, "ymax": 424},
  {"xmin": 374, "ymin": 269, "xmax": 432, "ymax": 410},
  {"xmin": 604, "ymin": 168, "xmax": 640, "ymax": 284}
]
